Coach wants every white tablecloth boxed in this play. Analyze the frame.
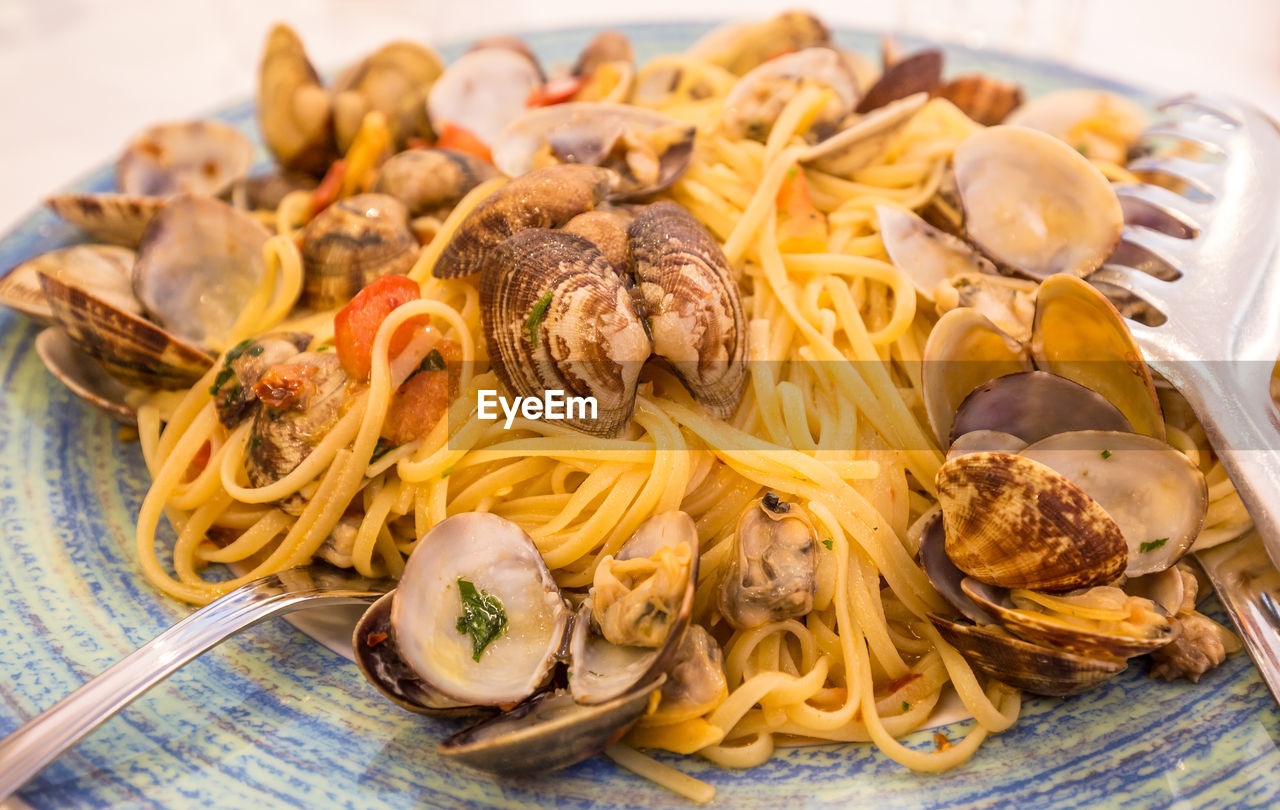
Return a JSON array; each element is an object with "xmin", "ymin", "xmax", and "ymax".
[{"xmin": 0, "ymin": 0, "xmax": 1277, "ymax": 231}]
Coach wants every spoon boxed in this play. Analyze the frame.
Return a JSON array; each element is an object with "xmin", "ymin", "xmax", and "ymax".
[{"xmin": 0, "ymin": 563, "xmax": 393, "ymax": 799}]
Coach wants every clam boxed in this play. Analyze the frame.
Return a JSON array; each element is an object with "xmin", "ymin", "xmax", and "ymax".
[
  {"xmin": 433, "ymin": 164, "xmax": 616, "ymax": 278},
  {"xmin": 936, "ymin": 452, "xmax": 1128, "ymax": 591},
  {"xmin": 874, "ymin": 204, "xmax": 994, "ymax": 299},
  {"xmin": 245, "ymin": 351, "xmax": 350, "ymax": 492},
  {"xmin": 639, "ymin": 624, "xmax": 728, "ymax": 726},
  {"xmin": 855, "ymin": 49, "xmax": 942, "ymax": 114},
  {"xmin": 928, "ymin": 613, "xmax": 1126, "ymax": 697},
  {"xmin": 932, "ymin": 273, "xmax": 1037, "ymax": 341},
  {"xmin": 573, "ymin": 31, "xmax": 634, "ymax": 79},
  {"xmin": 37, "ymin": 251, "xmax": 213, "ymax": 390},
  {"xmin": 1005, "ymin": 89, "xmax": 1148, "ymax": 165},
  {"xmin": 950, "ymin": 371, "xmax": 1132, "ymax": 445},
  {"xmin": 257, "ymin": 23, "xmax": 336, "ymax": 176},
  {"xmin": 722, "ymin": 48, "xmax": 857, "ymax": 142},
  {"xmin": 562, "ymin": 209, "xmax": 632, "ymax": 273},
  {"xmin": 1031, "ymin": 274, "xmax": 1165, "ymax": 440},
  {"xmin": 465, "ymin": 35, "xmax": 544, "ymax": 78},
  {"xmin": 0, "ymin": 245, "xmax": 135, "ymax": 325},
  {"xmin": 208, "ymin": 332, "xmax": 312, "ymax": 428},
  {"xmin": 233, "ymin": 170, "xmax": 318, "ymax": 212},
  {"xmin": 371, "ymin": 148, "xmax": 498, "ymax": 218},
  {"xmin": 629, "ymin": 202, "xmax": 748, "ymax": 419},
  {"xmin": 569, "ymin": 511, "xmax": 700, "ymax": 704},
  {"xmin": 479, "ymin": 229, "xmax": 651, "ymax": 438},
  {"xmin": 116, "ymin": 120, "xmax": 254, "ymax": 198},
  {"xmin": 917, "ymin": 508, "xmax": 997, "ymax": 625},
  {"xmin": 960, "ymin": 578, "xmax": 1176, "ymax": 659},
  {"xmin": 802, "ymin": 93, "xmax": 927, "ymax": 177},
  {"xmin": 493, "ymin": 103, "xmax": 694, "ymax": 199},
  {"xmin": 300, "ymin": 193, "xmax": 417, "ymax": 309},
  {"xmin": 1019, "ymin": 430, "xmax": 1207, "ymax": 575},
  {"xmin": 953, "ymin": 125, "xmax": 1124, "ymax": 279},
  {"xmin": 133, "ymin": 195, "xmax": 271, "ymax": 349},
  {"xmin": 426, "ymin": 46, "xmax": 543, "ymax": 147},
  {"xmin": 331, "ymin": 41, "xmax": 444, "ymax": 152},
  {"xmin": 921, "ymin": 308, "xmax": 1032, "ymax": 447},
  {"xmin": 936, "ymin": 74, "xmax": 1024, "ymax": 126},
  {"xmin": 945, "ymin": 429, "xmax": 1027, "ymax": 460},
  {"xmin": 687, "ymin": 11, "xmax": 831, "ymax": 76},
  {"xmin": 571, "ymin": 31, "xmax": 635, "ymax": 103},
  {"xmin": 718, "ymin": 492, "xmax": 818, "ymax": 630},
  {"xmin": 45, "ymin": 193, "xmax": 165, "ymax": 247},
  {"xmin": 35, "ymin": 328, "xmax": 141, "ymax": 424}
]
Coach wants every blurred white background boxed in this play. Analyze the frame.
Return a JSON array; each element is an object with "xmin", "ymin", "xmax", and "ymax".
[{"xmin": 0, "ymin": 0, "xmax": 1277, "ymax": 229}]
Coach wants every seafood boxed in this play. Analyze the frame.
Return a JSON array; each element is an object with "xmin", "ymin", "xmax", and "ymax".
[
  {"xmin": 427, "ymin": 46, "xmax": 543, "ymax": 147},
  {"xmin": 0, "ymin": 245, "xmax": 135, "ymax": 326},
  {"xmin": 855, "ymin": 49, "xmax": 942, "ymax": 113},
  {"xmin": 936, "ymin": 74, "xmax": 1023, "ymax": 126},
  {"xmin": 257, "ymin": 23, "xmax": 336, "ymax": 176},
  {"xmin": 687, "ymin": 11, "xmax": 831, "ymax": 75},
  {"xmin": 561, "ymin": 209, "xmax": 632, "ymax": 272},
  {"xmin": 875, "ymin": 203, "xmax": 994, "ymax": 299},
  {"xmin": 723, "ymin": 48, "xmax": 857, "ymax": 141},
  {"xmin": 244, "ymin": 351, "xmax": 350, "ymax": 491},
  {"xmin": 208, "ymin": 332, "xmax": 313, "ymax": 428},
  {"xmin": 372, "ymin": 149, "xmax": 498, "ymax": 218},
  {"xmin": 1006, "ymin": 89, "xmax": 1148, "ymax": 165},
  {"xmin": 331, "ymin": 41, "xmax": 444, "ymax": 152},
  {"xmin": 802, "ymin": 93, "xmax": 927, "ymax": 176},
  {"xmin": 35, "ymin": 328, "xmax": 142, "ymax": 424},
  {"xmin": 719, "ymin": 493, "xmax": 818, "ymax": 629},
  {"xmin": 44, "ymin": 193, "xmax": 165, "ymax": 247},
  {"xmin": 300, "ymin": 193, "xmax": 418, "ymax": 309},
  {"xmin": 116, "ymin": 120, "xmax": 254, "ymax": 198}
]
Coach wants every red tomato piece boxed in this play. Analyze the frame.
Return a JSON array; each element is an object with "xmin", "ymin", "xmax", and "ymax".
[{"xmin": 334, "ymin": 275, "xmax": 429, "ymax": 382}]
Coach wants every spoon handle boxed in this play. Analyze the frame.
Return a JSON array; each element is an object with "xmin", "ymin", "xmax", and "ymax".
[{"xmin": 0, "ymin": 579, "xmax": 377, "ymax": 800}]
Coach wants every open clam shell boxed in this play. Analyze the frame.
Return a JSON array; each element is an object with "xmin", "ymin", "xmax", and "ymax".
[
  {"xmin": 387, "ymin": 512, "xmax": 572, "ymax": 707},
  {"xmin": 438, "ymin": 677, "xmax": 665, "ymax": 775},
  {"xmin": 803, "ymin": 94, "xmax": 927, "ymax": 177},
  {"xmin": 331, "ymin": 40, "xmax": 444, "ymax": 152},
  {"xmin": 45, "ymin": 193, "xmax": 165, "ymax": 247},
  {"xmin": 874, "ymin": 202, "xmax": 994, "ymax": 299},
  {"xmin": 929, "ymin": 613, "xmax": 1126, "ymax": 697},
  {"xmin": 1005, "ymin": 89, "xmax": 1148, "ymax": 165},
  {"xmin": 433, "ymin": 164, "xmax": 615, "ymax": 278},
  {"xmin": 480, "ymin": 228, "xmax": 651, "ymax": 437},
  {"xmin": 857, "ymin": 49, "xmax": 943, "ymax": 114},
  {"xmin": 629, "ymin": 202, "xmax": 748, "ymax": 419},
  {"xmin": 134, "ymin": 194, "xmax": 270, "ymax": 350},
  {"xmin": 426, "ymin": 46, "xmax": 542, "ymax": 147},
  {"xmin": 570, "ymin": 511, "xmax": 700, "ymax": 704},
  {"xmin": 1020, "ymin": 430, "xmax": 1207, "ymax": 575},
  {"xmin": 922, "ymin": 308, "xmax": 1032, "ymax": 448},
  {"xmin": 687, "ymin": 11, "xmax": 831, "ymax": 76},
  {"xmin": 257, "ymin": 23, "xmax": 336, "ymax": 176},
  {"xmin": 946, "ymin": 429, "xmax": 1027, "ymax": 460},
  {"xmin": 718, "ymin": 493, "xmax": 818, "ymax": 630},
  {"xmin": 116, "ymin": 120, "xmax": 254, "ymax": 198},
  {"xmin": 0, "ymin": 245, "xmax": 135, "ymax": 326},
  {"xmin": 493, "ymin": 103, "xmax": 694, "ymax": 199},
  {"xmin": 723, "ymin": 48, "xmax": 857, "ymax": 142},
  {"xmin": 953, "ymin": 125, "xmax": 1123, "ymax": 279},
  {"xmin": 35, "ymin": 327, "xmax": 141, "ymax": 424},
  {"xmin": 950, "ymin": 370, "xmax": 1133, "ymax": 445},
  {"xmin": 936, "ymin": 451, "xmax": 1128, "ymax": 591},
  {"xmin": 960, "ymin": 578, "xmax": 1177, "ymax": 660},
  {"xmin": 1031, "ymin": 274, "xmax": 1165, "ymax": 441},
  {"xmin": 916, "ymin": 508, "xmax": 997, "ymax": 625}
]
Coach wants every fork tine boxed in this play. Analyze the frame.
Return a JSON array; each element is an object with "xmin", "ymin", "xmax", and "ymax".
[
  {"xmin": 1157, "ymin": 93, "xmax": 1245, "ymax": 126},
  {"xmin": 1115, "ymin": 182, "xmax": 1209, "ymax": 231},
  {"xmin": 1117, "ymin": 224, "xmax": 1194, "ymax": 271},
  {"xmin": 1090, "ymin": 265, "xmax": 1175, "ymax": 313},
  {"xmin": 1125, "ymin": 155, "xmax": 1219, "ymax": 197},
  {"xmin": 1139, "ymin": 122, "xmax": 1232, "ymax": 155}
]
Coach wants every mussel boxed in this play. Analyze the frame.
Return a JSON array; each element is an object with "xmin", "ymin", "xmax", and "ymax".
[{"xmin": 718, "ymin": 492, "xmax": 818, "ymax": 629}]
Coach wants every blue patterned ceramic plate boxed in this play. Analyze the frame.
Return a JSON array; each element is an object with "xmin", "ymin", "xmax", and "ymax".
[{"xmin": 0, "ymin": 22, "xmax": 1276, "ymax": 809}]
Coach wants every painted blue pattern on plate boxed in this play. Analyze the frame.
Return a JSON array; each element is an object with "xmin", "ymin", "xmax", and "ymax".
[{"xmin": 0, "ymin": 21, "xmax": 1275, "ymax": 809}]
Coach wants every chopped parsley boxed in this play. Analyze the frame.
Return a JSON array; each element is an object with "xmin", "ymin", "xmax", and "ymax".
[
  {"xmin": 1139, "ymin": 537, "xmax": 1169, "ymax": 553},
  {"xmin": 315, "ymin": 344, "xmax": 331, "ymax": 352},
  {"xmin": 208, "ymin": 366, "xmax": 236, "ymax": 395},
  {"xmin": 403, "ymin": 348, "xmax": 446, "ymax": 384},
  {"xmin": 1076, "ymin": 142, "xmax": 1090, "ymax": 157},
  {"xmin": 1100, "ymin": 449, "xmax": 1113, "ymax": 460},
  {"xmin": 822, "ymin": 537, "xmax": 834, "ymax": 551},
  {"xmin": 455, "ymin": 578, "xmax": 507, "ymax": 661},
  {"xmin": 441, "ymin": 465, "xmax": 455, "ymax": 479},
  {"xmin": 524, "ymin": 291, "xmax": 554, "ymax": 347},
  {"xmin": 224, "ymin": 339, "xmax": 254, "ymax": 362},
  {"xmin": 370, "ymin": 437, "xmax": 398, "ymax": 463},
  {"xmin": 902, "ymin": 701, "xmax": 910, "ymax": 712},
  {"xmin": 247, "ymin": 344, "xmax": 265, "ymax": 357}
]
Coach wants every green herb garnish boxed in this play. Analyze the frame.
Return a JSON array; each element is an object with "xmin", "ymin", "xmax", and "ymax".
[
  {"xmin": 524, "ymin": 291, "xmax": 554, "ymax": 347},
  {"xmin": 1100, "ymin": 449, "xmax": 1112, "ymax": 460},
  {"xmin": 455, "ymin": 578, "xmax": 507, "ymax": 662},
  {"xmin": 370, "ymin": 437, "xmax": 398, "ymax": 462},
  {"xmin": 822, "ymin": 538, "xmax": 834, "ymax": 551},
  {"xmin": 315, "ymin": 344, "xmax": 331, "ymax": 352},
  {"xmin": 208, "ymin": 366, "xmax": 235, "ymax": 395},
  {"xmin": 247, "ymin": 344, "xmax": 265, "ymax": 357},
  {"xmin": 441, "ymin": 465, "xmax": 455, "ymax": 479},
  {"xmin": 1076, "ymin": 142, "xmax": 1090, "ymax": 157},
  {"xmin": 403, "ymin": 348, "xmax": 447, "ymax": 384},
  {"xmin": 1139, "ymin": 537, "xmax": 1169, "ymax": 553},
  {"xmin": 902, "ymin": 701, "xmax": 910, "ymax": 712},
  {"xmin": 224, "ymin": 339, "xmax": 254, "ymax": 363}
]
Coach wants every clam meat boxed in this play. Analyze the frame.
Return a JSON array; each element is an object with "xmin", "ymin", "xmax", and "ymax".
[{"xmin": 719, "ymin": 492, "xmax": 818, "ymax": 630}]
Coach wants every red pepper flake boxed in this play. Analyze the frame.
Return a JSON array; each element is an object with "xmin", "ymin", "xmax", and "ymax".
[
  {"xmin": 887, "ymin": 673, "xmax": 921, "ymax": 694},
  {"xmin": 933, "ymin": 732, "xmax": 952, "ymax": 751},
  {"xmin": 366, "ymin": 632, "xmax": 388, "ymax": 647},
  {"xmin": 253, "ymin": 363, "xmax": 319, "ymax": 410},
  {"xmin": 182, "ymin": 440, "xmax": 211, "ymax": 483}
]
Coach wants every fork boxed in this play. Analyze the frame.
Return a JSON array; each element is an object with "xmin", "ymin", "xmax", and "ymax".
[
  {"xmin": 0, "ymin": 563, "xmax": 393, "ymax": 800},
  {"xmin": 1089, "ymin": 93, "xmax": 1280, "ymax": 703}
]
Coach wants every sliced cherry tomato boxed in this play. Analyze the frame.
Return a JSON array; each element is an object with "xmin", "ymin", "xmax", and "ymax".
[
  {"xmin": 775, "ymin": 167, "xmax": 828, "ymax": 253},
  {"xmin": 381, "ymin": 339, "xmax": 462, "ymax": 445},
  {"xmin": 526, "ymin": 75, "xmax": 587, "ymax": 107},
  {"xmin": 334, "ymin": 275, "xmax": 430, "ymax": 382},
  {"xmin": 183, "ymin": 440, "xmax": 212, "ymax": 483},
  {"xmin": 309, "ymin": 159, "xmax": 347, "ymax": 216},
  {"xmin": 435, "ymin": 123, "xmax": 493, "ymax": 163}
]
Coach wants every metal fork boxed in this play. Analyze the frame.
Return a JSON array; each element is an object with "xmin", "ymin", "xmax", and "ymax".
[
  {"xmin": 0, "ymin": 563, "xmax": 392, "ymax": 800},
  {"xmin": 1090, "ymin": 93, "xmax": 1280, "ymax": 703}
]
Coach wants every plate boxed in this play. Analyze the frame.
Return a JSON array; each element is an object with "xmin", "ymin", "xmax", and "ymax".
[{"xmin": 0, "ymin": 21, "xmax": 1277, "ymax": 809}]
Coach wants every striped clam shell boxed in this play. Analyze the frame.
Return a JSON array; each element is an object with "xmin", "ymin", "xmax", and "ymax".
[
  {"xmin": 45, "ymin": 193, "xmax": 166, "ymax": 247},
  {"xmin": 300, "ymin": 193, "xmax": 417, "ymax": 309}
]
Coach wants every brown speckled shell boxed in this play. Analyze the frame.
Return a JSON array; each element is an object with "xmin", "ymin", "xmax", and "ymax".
[
  {"xmin": 433, "ymin": 164, "xmax": 616, "ymax": 278},
  {"xmin": 928, "ymin": 613, "xmax": 1125, "ymax": 697},
  {"xmin": 856, "ymin": 49, "xmax": 942, "ymax": 113},
  {"xmin": 373, "ymin": 149, "xmax": 498, "ymax": 218},
  {"xmin": 480, "ymin": 229, "xmax": 651, "ymax": 437},
  {"xmin": 257, "ymin": 23, "xmax": 336, "ymax": 176},
  {"xmin": 628, "ymin": 202, "xmax": 747, "ymax": 419},
  {"xmin": 936, "ymin": 74, "xmax": 1024, "ymax": 126},
  {"xmin": 38, "ymin": 269, "xmax": 213, "ymax": 389},
  {"xmin": 300, "ymin": 193, "xmax": 417, "ymax": 309},
  {"xmin": 45, "ymin": 193, "xmax": 165, "ymax": 247},
  {"xmin": 0, "ymin": 245, "xmax": 136, "ymax": 326},
  {"xmin": 936, "ymin": 451, "xmax": 1127, "ymax": 592}
]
